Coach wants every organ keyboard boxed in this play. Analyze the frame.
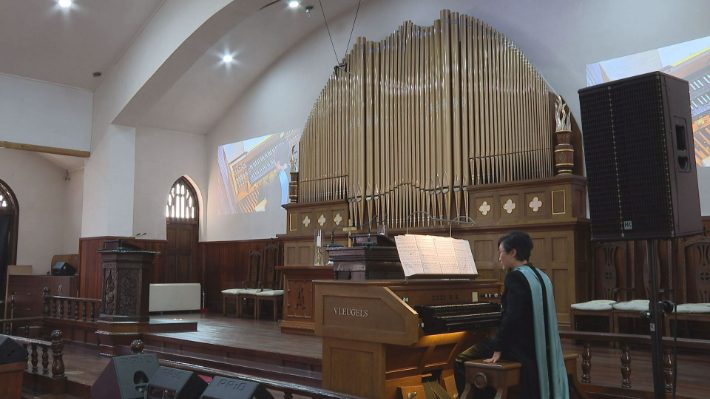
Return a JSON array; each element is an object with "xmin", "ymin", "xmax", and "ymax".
[
  {"xmin": 415, "ymin": 303, "xmax": 502, "ymax": 334},
  {"xmin": 314, "ymin": 279, "xmax": 503, "ymax": 399}
]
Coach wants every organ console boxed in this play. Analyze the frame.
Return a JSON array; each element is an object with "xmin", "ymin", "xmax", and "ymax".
[{"xmin": 314, "ymin": 278, "xmax": 503, "ymax": 399}]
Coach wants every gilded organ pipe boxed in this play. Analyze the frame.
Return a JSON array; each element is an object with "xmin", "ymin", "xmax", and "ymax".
[{"xmin": 298, "ymin": 10, "xmax": 552, "ymax": 228}]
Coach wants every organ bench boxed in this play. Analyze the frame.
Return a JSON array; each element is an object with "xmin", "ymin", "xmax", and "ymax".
[{"xmin": 462, "ymin": 353, "xmax": 589, "ymax": 399}]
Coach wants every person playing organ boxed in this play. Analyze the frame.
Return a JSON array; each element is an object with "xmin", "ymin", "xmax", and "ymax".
[{"xmin": 454, "ymin": 231, "xmax": 568, "ymax": 399}]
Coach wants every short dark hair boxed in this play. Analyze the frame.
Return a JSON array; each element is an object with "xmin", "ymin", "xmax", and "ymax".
[{"xmin": 498, "ymin": 231, "xmax": 533, "ymax": 262}]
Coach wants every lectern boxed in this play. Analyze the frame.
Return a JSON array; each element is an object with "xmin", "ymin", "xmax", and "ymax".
[{"xmin": 96, "ymin": 240, "xmax": 159, "ymax": 356}]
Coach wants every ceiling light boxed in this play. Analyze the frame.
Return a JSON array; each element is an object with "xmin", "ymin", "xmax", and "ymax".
[
  {"xmin": 58, "ymin": 0, "xmax": 72, "ymax": 8},
  {"xmin": 222, "ymin": 55, "xmax": 233, "ymax": 63},
  {"xmin": 288, "ymin": 1, "xmax": 299, "ymax": 8}
]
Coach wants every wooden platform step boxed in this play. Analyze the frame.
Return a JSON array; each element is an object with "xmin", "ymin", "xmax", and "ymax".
[
  {"xmin": 142, "ymin": 332, "xmax": 322, "ymax": 373},
  {"xmin": 143, "ymin": 345, "xmax": 322, "ymax": 387}
]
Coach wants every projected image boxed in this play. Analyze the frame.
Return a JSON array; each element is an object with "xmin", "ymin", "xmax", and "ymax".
[
  {"xmin": 587, "ymin": 35, "xmax": 710, "ymax": 166},
  {"xmin": 217, "ymin": 129, "xmax": 301, "ymax": 214}
]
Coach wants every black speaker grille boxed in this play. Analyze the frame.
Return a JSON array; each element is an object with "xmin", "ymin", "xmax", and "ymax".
[
  {"xmin": 580, "ymin": 87, "xmax": 623, "ymax": 238},
  {"xmin": 611, "ymin": 76, "xmax": 674, "ymax": 237},
  {"xmin": 580, "ymin": 73, "xmax": 676, "ymax": 240}
]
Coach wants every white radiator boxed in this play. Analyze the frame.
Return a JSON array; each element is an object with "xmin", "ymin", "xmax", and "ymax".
[{"xmin": 149, "ymin": 283, "xmax": 201, "ymax": 312}]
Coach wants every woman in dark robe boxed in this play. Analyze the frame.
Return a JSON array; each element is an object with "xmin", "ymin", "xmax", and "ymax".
[{"xmin": 454, "ymin": 231, "xmax": 568, "ymax": 399}]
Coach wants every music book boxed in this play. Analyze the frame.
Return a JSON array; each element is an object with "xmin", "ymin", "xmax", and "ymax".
[{"xmin": 394, "ymin": 235, "xmax": 478, "ymax": 277}]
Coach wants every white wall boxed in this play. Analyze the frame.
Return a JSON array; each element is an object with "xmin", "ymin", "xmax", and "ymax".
[
  {"xmin": 81, "ymin": 124, "xmax": 136, "ymax": 238},
  {"xmin": 133, "ymin": 126, "xmax": 207, "ymax": 240},
  {"xmin": 0, "ymin": 149, "xmax": 66, "ymax": 275},
  {"xmin": 0, "ymin": 73, "xmax": 92, "ymax": 152},
  {"xmin": 204, "ymin": 0, "xmax": 710, "ymax": 240},
  {"xmin": 81, "ymin": 0, "xmax": 266, "ymax": 239},
  {"xmin": 63, "ymin": 168, "xmax": 84, "ymax": 254}
]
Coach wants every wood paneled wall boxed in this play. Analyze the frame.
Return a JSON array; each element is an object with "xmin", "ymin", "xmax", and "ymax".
[
  {"xmin": 200, "ymin": 239, "xmax": 280, "ymax": 312},
  {"xmin": 78, "ymin": 237, "xmax": 167, "ymax": 299}
]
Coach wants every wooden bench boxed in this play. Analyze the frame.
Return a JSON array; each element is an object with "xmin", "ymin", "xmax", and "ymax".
[{"xmin": 462, "ymin": 353, "xmax": 588, "ymax": 399}]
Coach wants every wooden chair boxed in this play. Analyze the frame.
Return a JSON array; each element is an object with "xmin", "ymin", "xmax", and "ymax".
[
  {"xmin": 237, "ymin": 249, "xmax": 265, "ymax": 318},
  {"xmin": 255, "ymin": 242, "xmax": 284, "ymax": 320},
  {"xmin": 665, "ymin": 236, "xmax": 710, "ymax": 338},
  {"xmin": 461, "ymin": 353, "xmax": 589, "ymax": 399},
  {"xmin": 570, "ymin": 242, "xmax": 631, "ymax": 336},
  {"xmin": 221, "ymin": 250, "xmax": 263, "ymax": 316},
  {"xmin": 612, "ymin": 240, "xmax": 673, "ymax": 336}
]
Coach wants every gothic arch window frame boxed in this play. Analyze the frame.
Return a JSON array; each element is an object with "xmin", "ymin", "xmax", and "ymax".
[
  {"xmin": 0, "ymin": 179, "xmax": 19, "ymax": 265},
  {"xmin": 166, "ymin": 177, "xmax": 199, "ymax": 225}
]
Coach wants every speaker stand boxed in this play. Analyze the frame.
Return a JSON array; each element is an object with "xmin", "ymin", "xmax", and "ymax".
[{"xmin": 646, "ymin": 240, "xmax": 666, "ymax": 398}]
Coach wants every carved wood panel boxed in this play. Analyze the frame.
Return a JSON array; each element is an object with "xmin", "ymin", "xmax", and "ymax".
[
  {"xmin": 683, "ymin": 236, "xmax": 710, "ymax": 303},
  {"xmin": 285, "ymin": 279, "xmax": 314, "ymax": 319}
]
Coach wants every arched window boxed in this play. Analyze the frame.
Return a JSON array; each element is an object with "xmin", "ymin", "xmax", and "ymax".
[
  {"xmin": 166, "ymin": 177, "xmax": 198, "ymax": 223},
  {"xmin": 0, "ymin": 179, "xmax": 19, "ymax": 277}
]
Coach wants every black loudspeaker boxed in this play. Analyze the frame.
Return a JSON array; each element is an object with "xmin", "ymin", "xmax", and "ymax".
[
  {"xmin": 578, "ymin": 71, "xmax": 703, "ymax": 241},
  {"xmin": 51, "ymin": 261, "xmax": 76, "ymax": 276},
  {"xmin": 0, "ymin": 336, "xmax": 28, "ymax": 364},
  {"xmin": 201, "ymin": 377, "xmax": 275, "ymax": 399},
  {"xmin": 145, "ymin": 366, "xmax": 208, "ymax": 399},
  {"xmin": 90, "ymin": 354, "xmax": 159, "ymax": 399}
]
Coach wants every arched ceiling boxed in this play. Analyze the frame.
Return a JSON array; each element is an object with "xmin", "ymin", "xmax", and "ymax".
[
  {"xmin": 137, "ymin": 0, "xmax": 364, "ymax": 135},
  {"xmin": 137, "ymin": 0, "xmax": 710, "ymax": 138}
]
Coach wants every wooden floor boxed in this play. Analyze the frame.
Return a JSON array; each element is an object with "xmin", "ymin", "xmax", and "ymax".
[
  {"xmin": 23, "ymin": 312, "xmax": 710, "ymax": 399},
  {"xmin": 149, "ymin": 313, "xmax": 322, "ymax": 359}
]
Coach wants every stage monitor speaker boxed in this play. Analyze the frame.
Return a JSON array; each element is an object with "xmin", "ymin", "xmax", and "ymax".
[
  {"xmin": 0, "ymin": 336, "xmax": 28, "ymax": 364},
  {"xmin": 200, "ymin": 376, "xmax": 275, "ymax": 399},
  {"xmin": 578, "ymin": 71, "xmax": 702, "ymax": 241},
  {"xmin": 145, "ymin": 366, "xmax": 208, "ymax": 399},
  {"xmin": 51, "ymin": 261, "xmax": 76, "ymax": 276},
  {"xmin": 90, "ymin": 354, "xmax": 159, "ymax": 399}
]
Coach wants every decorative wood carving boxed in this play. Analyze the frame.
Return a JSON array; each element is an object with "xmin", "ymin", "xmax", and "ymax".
[
  {"xmin": 98, "ymin": 241, "xmax": 158, "ymax": 323},
  {"xmin": 684, "ymin": 236, "xmax": 710, "ymax": 303}
]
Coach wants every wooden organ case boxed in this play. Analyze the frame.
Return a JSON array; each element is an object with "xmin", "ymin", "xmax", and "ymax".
[{"xmin": 314, "ymin": 279, "xmax": 503, "ymax": 399}]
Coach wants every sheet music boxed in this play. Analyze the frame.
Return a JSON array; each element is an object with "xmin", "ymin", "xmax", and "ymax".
[
  {"xmin": 394, "ymin": 236, "xmax": 423, "ymax": 276},
  {"xmin": 434, "ymin": 236, "xmax": 459, "ymax": 274},
  {"xmin": 413, "ymin": 235, "xmax": 442, "ymax": 274},
  {"xmin": 394, "ymin": 234, "xmax": 478, "ymax": 276},
  {"xmin": 453, "ymin": 238, "xmax": 478, "ymax": 275}
]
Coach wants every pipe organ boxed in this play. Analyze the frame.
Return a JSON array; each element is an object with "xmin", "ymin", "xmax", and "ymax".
[{"xmin": 298, "ymin": 10, "xmax": 553, "ymax": 229}]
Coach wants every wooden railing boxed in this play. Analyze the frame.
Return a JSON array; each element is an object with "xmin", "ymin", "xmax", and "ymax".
[
  {"xmin": 0, "ymin": 330, "xmax": 66, "ymax": 380},
  {"xmin": 0, "ymin": 316, "xmax": 43, "ymax": 336},
  {"xmin": 560, "ymin": 331, "xmax": 710, "ymax": 392},
  {"xmin": 130, "ymin": 341, "xmax": 367, "ymax": 399},
  {"xmin": 43, "ymin": 287, "xmax": 101, "ymax": 322}
]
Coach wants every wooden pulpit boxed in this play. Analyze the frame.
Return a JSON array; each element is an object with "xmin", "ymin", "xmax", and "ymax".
[{"xmin": 96, "ymin": 240, "xmax": 159, "ymax": 356}]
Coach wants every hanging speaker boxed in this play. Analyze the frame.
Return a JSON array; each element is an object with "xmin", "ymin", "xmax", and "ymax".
[
  {"xmin": 90, "ymin": 354, "xmax": 159, "ymax": 399},
  {"xmin": 579, "ymin": 71, "xmax": 702, "ymax": 241},
  {"xmin": 200, "ymin": 377, "xmax": 274, "ymax": 399},
  {"xmin": 145, "ymin": 366, "xmax": 208, "ymax": 399}
]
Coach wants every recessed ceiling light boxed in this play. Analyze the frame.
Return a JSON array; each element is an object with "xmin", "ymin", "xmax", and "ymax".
[
  {"xmin": 58, "ymin": 0, "xmax": 72, "ymax": 8},
  {"xmin": 222, "ymin": 55, "xmax": 233, "ymax": 63},
  {"xmin": 288, "ymin": 1, "xmax": 299, "ymax": 8}
]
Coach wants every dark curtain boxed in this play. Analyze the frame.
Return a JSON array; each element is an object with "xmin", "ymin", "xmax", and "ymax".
[{"xmin": 0, "ymin": 215, "xmax": 11, "ymax": 303}]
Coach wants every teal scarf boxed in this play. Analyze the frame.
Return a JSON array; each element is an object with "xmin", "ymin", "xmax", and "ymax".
[{"xmin": 515, "ymin": 265, "xmax": 569, "ymax": 399}]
